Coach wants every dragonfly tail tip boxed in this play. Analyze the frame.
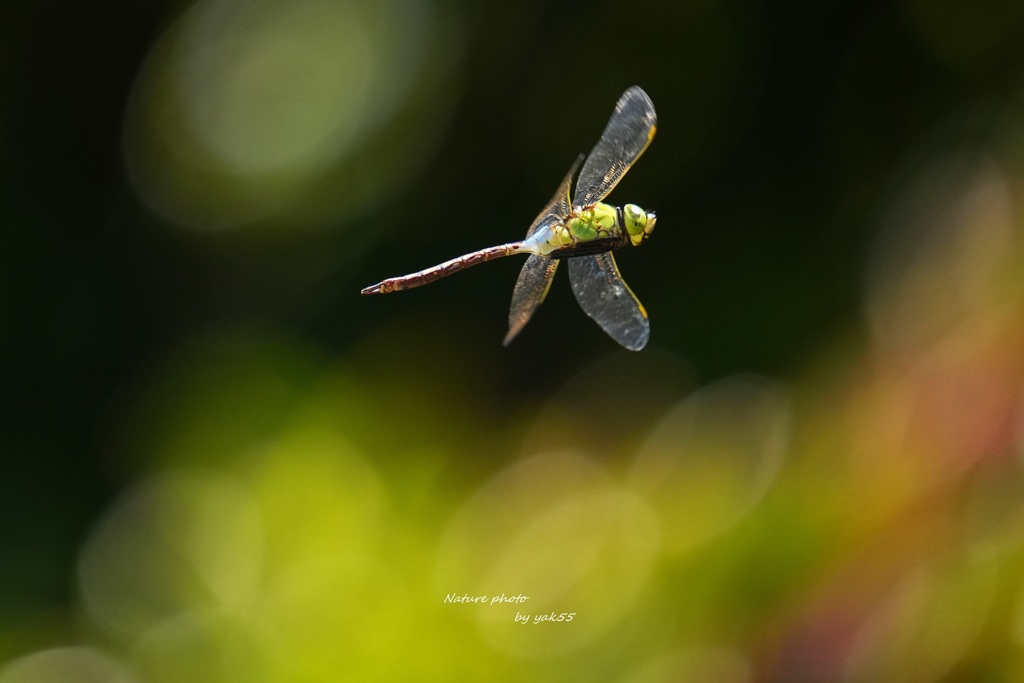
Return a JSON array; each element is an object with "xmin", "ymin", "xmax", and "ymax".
[{"xmin": 361, "ymin": 284, "xmax": 382, "ymax": 296}]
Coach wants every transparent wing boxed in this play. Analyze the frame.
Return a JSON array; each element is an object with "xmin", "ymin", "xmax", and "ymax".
[
  {"xmin": 503, "ymin": 157, "xmax": 584, "ymax": 346},
  {"xmin": 568, "ymin": 252, "xmax": 649, "ymax": 351},
  {"xmin": 504, "ymin": 254, "xmax": 559, "ymax": 346},
  {"xmin": 526, "ymin": 155, "xmax": 582, "ymax": 237},
  {"xmin": 573, "ymin": 86, "xmax": 657, "ymax": 209}
]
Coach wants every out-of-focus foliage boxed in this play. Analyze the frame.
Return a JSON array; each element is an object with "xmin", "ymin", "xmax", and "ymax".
[
  {"xmin": 4, "ymin": 0, "xmax": 1024, "ymax": 680},
  {"xmin": 123, "ymin": 0, "xmax": 458, "ymax": 233}
]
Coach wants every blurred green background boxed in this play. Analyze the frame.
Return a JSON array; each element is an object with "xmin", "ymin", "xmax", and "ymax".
[{"xmin": 4, "ymin": 0, "xmax": 1024, "ymax": 680}]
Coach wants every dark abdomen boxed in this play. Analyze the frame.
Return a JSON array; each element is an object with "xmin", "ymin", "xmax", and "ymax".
[{"xmin": 549, "ymin": 236, "xmax": 625, "ymax": 259}]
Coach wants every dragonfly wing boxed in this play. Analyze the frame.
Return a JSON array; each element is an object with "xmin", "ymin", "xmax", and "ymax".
[
  {"xmin": 573, "ymin": 86, "xmax": 657, "ymax": 209},
  {"xmin": 504, "ymin": 254, "xmax": 559, "ymax": 346},
  {"xmin": 568, "ymin": 252, "xmax": 650, "ymax": 351},
  {"xmin": 505, "ymin": 156, "xmax": 584, "ymax": 346},
  {"xmin": 526, "ymin": 155, "xmax": 582, "ymax": 237}
]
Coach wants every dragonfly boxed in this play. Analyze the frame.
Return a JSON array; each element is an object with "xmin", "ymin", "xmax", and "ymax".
[{"xmin": 362, "ymin": 86, "xmax": 658, "ymax": 351}]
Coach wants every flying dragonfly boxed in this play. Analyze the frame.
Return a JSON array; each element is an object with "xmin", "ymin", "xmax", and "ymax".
[{"xmin": 362, "ymin": 86, "xmax": 658, "ymax": 351}]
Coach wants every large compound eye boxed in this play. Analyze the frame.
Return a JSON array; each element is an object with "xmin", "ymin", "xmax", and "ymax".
[
  {"xmin": 623, "ymin": 204, "xmax": 650, "ymax": 246},
  {"xmin": 624, "ymin": 204, "xmax": 646, "ymax": 233}
]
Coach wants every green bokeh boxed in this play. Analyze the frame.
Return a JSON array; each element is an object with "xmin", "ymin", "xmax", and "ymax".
[{"xmin": 4, "ymin": 0, "xmax": 1024, "ymax": 679}]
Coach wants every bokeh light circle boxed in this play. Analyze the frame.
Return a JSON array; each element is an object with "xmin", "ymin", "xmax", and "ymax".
[
  {"xmin": 628, "ymin": 375, "xmax": 790, "ymax": 554},
  {"xmin": 123, "ymin": 0, "xmax": 458, "ymax": 232},
  {"xmin": 0, "ymin": 647, "xmax": 134, "ymax": 683}
]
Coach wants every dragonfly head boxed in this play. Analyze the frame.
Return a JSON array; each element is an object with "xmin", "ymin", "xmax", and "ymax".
[{"xmin": 623, "ymin": 204, "xmax": 656, "ymax": 247}]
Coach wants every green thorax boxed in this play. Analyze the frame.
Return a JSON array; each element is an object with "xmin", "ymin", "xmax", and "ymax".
[
  {"xmin": 564, "ymin": 203, "xmax": 620, "ymax": 243},
  {"xmin": 533, "ymin": 202, "xmax": 623, "ymax": 257},
  {"xmin": 533, "ymin": 201, "xmax": 655, "ymax": 257}
]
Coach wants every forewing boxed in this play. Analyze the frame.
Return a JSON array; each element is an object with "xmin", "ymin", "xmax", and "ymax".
[
  {"xmin": 568, "ymin": 253, "xmax": 650, "ymax": 351},
  {"xmin": 573, "ymin": 86, "xmax": 657, "ymax": 208},
  {"xmin": 504, "ymin": 254, "xmax": 560, "ymax": 346},
  {"xmin": 526, "ymin": 155, "xmax": 582, "ymax": 238},
  {"xmin": 504, "ymin": 157, "xmax": 583, "ymax": 346}
]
